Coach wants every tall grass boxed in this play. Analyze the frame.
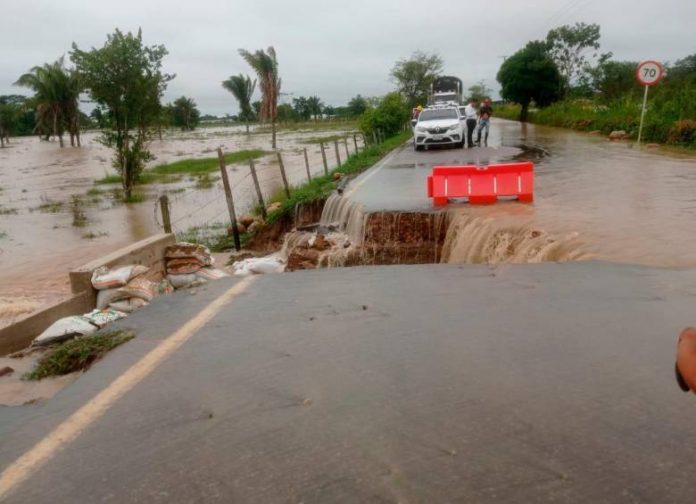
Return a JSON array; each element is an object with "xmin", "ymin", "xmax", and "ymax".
[{"xmin": 151, "ymin": 149, "xmax": 267, "ymax": 175}]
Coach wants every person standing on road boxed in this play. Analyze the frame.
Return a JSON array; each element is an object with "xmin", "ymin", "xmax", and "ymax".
[
  {"xmin": 476, "ymin": 98, "xmax": 494, "ymax": 146},
  {"xmin": 464, "ymin": 100, "xmax": 478, "ymax": 148}
]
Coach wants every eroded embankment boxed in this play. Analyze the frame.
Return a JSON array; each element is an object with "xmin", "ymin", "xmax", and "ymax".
[{"xmin": 279, "ymin": 194, "xmax": 590, "ymax": 270}]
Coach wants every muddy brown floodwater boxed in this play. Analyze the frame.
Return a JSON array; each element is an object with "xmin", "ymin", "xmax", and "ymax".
[{"xmin": 0, "ymin": 125, "xmax": 357, "ymax": 327}]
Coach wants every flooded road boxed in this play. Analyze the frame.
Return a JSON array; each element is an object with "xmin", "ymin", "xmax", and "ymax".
[
  {"xmin": 0, "ymin": 125, "xmax": 356, "ymax": 326},
  {"xmin": 331, "ymin": 118, "xmax": 696, "ymax": 267}
]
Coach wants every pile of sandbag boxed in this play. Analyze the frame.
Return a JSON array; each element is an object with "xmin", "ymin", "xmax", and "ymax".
[
  {"xmin": 32, "ymin": 264, "xmax": 171, "ymax": 347},
  {"xmin": 165, "ymin": 242, "xmax": 229, "ymax": 289},
  {"xmin": 92, "ymin": 264, "xmax": 173, "ymax": 311}
]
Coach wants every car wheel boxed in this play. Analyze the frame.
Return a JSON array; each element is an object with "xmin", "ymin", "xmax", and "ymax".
[{"xmin": 415, "ymin": 144, "xmax": 424, "ymax": 152}]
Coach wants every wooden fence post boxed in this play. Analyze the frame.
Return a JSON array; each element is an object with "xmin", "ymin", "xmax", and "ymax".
[
  {"xmin": 249, "ymin": 158, "xmax": 266, "ymax": 219},
  {"xmin": 303, "ymin": 147, "xmax": 312, "ymax": 182},
  {"xmin": 276, "ymin": 151, "xmax": 291, "ymax": 198},
  {"xmin": 334, "ymin": 140, "xmax": 342, "ymax": 167},
  {"xmin": 353, "ymin": 134, "xmax": 359, "ymax": 153},
  {"xmin": 159, "ymin": 195, "xmax": 172, "ymax": 233},
  {"xmin": 217, "ymin": 148, "xmax": 241, "ymax": 251},
  {"xmin": 343, "ymin": 138, "xmax": 350, "ymax": 159},
  {"xmin": 372, "ymin": 130, "xmax": 378, "ymax": 145},
  {"xmin": 320, "ymin": 141, "xmax": 329, "ymax": 175}
]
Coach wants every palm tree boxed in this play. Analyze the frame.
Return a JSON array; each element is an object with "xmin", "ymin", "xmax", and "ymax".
[
  {"xmin": 238, "ymin": 47, "xmax": 281, "ymax": 149},
  {"xmin": 307, "ymin": 95, "xmax": 324, "ymax": 122},
  {"xmin": 222, "ymin": 74, "xmax": 256, "ymax": 134},
  {"xmin": 15, "ymin": 57, "xmax": 81, "ymax": 148}
]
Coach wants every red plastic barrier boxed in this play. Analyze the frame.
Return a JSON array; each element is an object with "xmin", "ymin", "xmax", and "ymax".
[{"xmin": 427, "ymin": 162, "xmax": 534, "ymax": 206}]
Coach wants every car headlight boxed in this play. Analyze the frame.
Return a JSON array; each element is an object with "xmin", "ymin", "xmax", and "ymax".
[
  {"xmin": 416, "ymin": 126, "xmax": 427, "ymax": 132},
  {"xmin": 448, "ymin": 124, "xmax": 459, "ymax": 131}
]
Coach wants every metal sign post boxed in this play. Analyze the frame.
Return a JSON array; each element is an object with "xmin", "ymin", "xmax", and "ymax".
[{"xmin": 635, "ymin": 60, "xmax": 665, "ymax": 147}]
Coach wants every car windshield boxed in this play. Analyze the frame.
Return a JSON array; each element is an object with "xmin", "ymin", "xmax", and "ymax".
[{"xmin": 419, "ymin": 109, "xmax": 458, "ymax": 121}]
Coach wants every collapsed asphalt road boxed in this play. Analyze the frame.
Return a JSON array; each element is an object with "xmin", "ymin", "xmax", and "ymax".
[{"xmin": 1, "ymin": 262, "xmax": 695, "ymax": 503}]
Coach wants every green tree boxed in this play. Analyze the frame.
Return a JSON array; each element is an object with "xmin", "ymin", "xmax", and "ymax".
[
  {"xmin": 359, "ymin": 92, "xmax": 409, "ymax": 138},
  {"xmin": 71, "ymin": 29, "xmax": 174, "ymax": 199},
  {"xmin": 0, "ymin": 99, "xmax": 18, "ymax": 147},
  {"xmin": 276, "ymin": 103, "xmax": 296, "ymax": 123},
  {"xmin": 390, "ymin": 51, "xmax": 444, "ymax": 108},
  {"xmin": 292, "ymin": 96, "xmax": 311, "ymax": 121},
  {"xmin": 347, "ymin": 94, "xmax": 367, "ymax": 117},
  {"xmin": 546, "ymin": 22, "xmax": 608, "ymax": 97},
  {"xmin": 15, "ymin": 57, "xmax": 81, "ymax": 147},
  {"xmin": 239, "ymin": 46, "xmax": 281, "ymax": 149},
  {"xmin": 222, "ymin": 74, "xmax": 256, "ymax": 133},
  {"xmin": 307, "ymin": 95, "xmax": 323, "ymax": 121},
  {"xmin": 591, "ymin": 60, "xmax": 639, "ymax": 101},
  {"xmin": 467, "ymin": 80, "xmax": 492, "ymax": 103},
  {"xmin": 170, "ymin": 96, "xmax": 200, "ymax": 131},
  {"xmin": 497, "ymin": 41, "xmax": 562, "ymax": 121}
]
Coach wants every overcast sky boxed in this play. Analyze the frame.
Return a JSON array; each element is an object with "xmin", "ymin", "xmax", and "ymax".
[{"xmin": 1, "ymin": 0, "xmax": 694, "ymax": 115}]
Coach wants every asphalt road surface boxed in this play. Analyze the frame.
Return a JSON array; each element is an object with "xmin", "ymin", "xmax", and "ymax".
[{"xmin": 2, "ymin": 263, "xmax": 696, "ymax": 503}]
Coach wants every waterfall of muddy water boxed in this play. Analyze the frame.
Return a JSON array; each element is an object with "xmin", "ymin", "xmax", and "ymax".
[
  {"xmin": 440, "ymin": 208, "xmax": 590, "ymax": 264},
  {"xmin": 319, "ymin": 193, "xmax": 368, "ymax": 244}
]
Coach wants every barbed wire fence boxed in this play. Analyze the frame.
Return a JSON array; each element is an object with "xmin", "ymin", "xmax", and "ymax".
[{"xmin": 153, "ymin": 131, "xmax": 374, "ymax": 251}]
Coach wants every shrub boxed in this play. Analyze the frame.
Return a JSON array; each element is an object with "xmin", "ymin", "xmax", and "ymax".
[
  {"xmin": 667, "ymin": 120, "xmax": 696, "ymax": 146},
  {"xmin": 359, "ymin": 92, "xmax": 409, "ymax": 138}
]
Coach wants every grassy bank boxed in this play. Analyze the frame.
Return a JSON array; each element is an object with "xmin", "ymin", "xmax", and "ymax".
[
  {"xmin": 263, "ymin": 130, "xmax": 411, "ymax": 224},
  {"xmin": 24, "ymin": 330, "xmax": 134, "ymax": 380},
  {"xmin": 255, "ymin": 120, "xmax": 359, "ymax": 133},
  {"xmin": 95, "ymin": 149, "xmax": 268, "ymax": 185},
  {"xmin": 177, "ymin": 130, "xmax": 412, "ymax": 252},
  {"xmin": 496, "ymin": 100, "xmax": 696, "ymax": 148},
  {"xmin": 151, "ymin": 149, "xmax": 267, "ymax": 175}
]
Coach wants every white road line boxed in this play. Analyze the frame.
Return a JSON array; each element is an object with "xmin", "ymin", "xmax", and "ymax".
[
  {"xmin": 0, "ymin": 276, "xmax": 257, "ymax": 501},
  {"xmin": 342, "ymin": 143, "xmax": 406, "ymax": 199}
]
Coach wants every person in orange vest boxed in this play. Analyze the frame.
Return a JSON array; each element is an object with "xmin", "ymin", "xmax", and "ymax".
[{"xmin": 675, "ymin": 327, "xmax": 696, "ymax": 393}]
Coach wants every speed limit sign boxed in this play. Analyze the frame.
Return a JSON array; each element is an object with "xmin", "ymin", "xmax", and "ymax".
[{"xmin": 636, "ymin": 61, "xmax": 664, "ymax": 86}]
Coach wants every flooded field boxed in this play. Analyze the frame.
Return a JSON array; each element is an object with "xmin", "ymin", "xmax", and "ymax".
[{"xmin": 0, "ymin": 125, "xmax": 358, "ymax": 326}]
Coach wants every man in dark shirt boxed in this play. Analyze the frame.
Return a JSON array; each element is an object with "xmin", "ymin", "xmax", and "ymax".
[{"xmin": 476, "ymin": 98, "xmax": 493, "ymax": 146}]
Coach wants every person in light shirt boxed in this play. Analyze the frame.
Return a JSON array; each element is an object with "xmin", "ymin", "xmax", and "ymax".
[{"xmin": 463, "ymin": 100, "xmax": 478, "ymax": 148}]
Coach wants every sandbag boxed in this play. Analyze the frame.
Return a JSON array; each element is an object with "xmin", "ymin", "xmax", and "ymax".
[
  {"xmin": 195, "ymin": 268, "xmax": 229, "ymax": 281},
  {"xmin": 33, "ymin": 316, "xmax": 98, "ymax": 346},
  {"xmin": 165, "ymin": 242, "xmax": 213, "ymax": 266},
  {"xmin": 96, "ymin": 288, "xmax": 129, "ymax": 310},
  {"xmin": 130, "ymin": 298, "xmax": 149, "ymax": 310},
  {"xmin": 117, "ymin": 276, "xmax": 157, "ymax": 302},
  {"xmin": 109, "ymin": 298, "xmax": 150, "ymax": 313},
  {"xmin": 83, "ymin": 309, "xmax": 127, "ymax": 328},
  {"xmin": 91, "ymin": 265, "xmax": 149, "ymax": 290},
  {"xmin": 167, "ymin": 273, "xmax": 197, "ymax": 289},
  {"xmin": 232, "ymin": 256, "xmax": 285, "ymax": 276},
  {"xmin": 166, "ymin": 257, "xmax": 205, "ymax": 275},
  {"xmin": 154, "ymin": 279, "xmax": 175, "ymax": 296}
]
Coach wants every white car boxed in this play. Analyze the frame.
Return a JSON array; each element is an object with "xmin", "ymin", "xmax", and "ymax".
[{"xmin": 412, "ymin": 106, "xmax": 465, "ymax": 151}]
